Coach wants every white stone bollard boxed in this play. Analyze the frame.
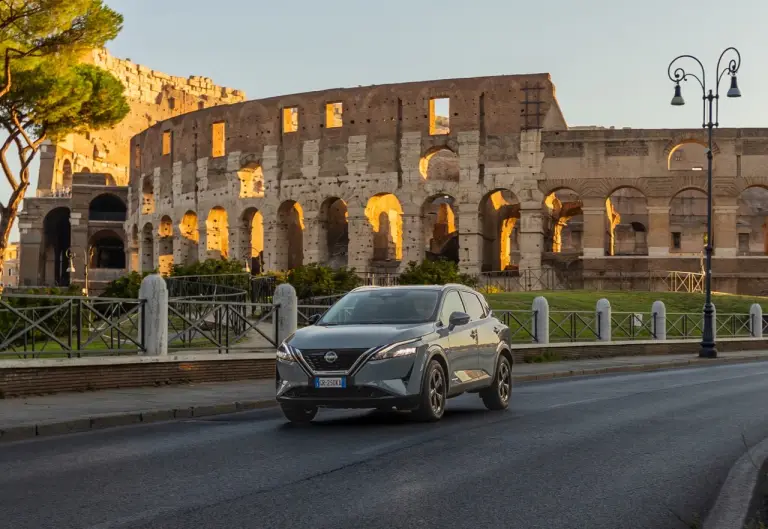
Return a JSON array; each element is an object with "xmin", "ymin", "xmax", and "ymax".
[
  {"xmin": 138, "ymin": 274, "xmax": 168, "ymax": 356},
  {"xmin": 596, "ymin": 298, "xmax": 611, "ymax": 341},
  {"xmin": 274, "ymin": 283, "xmax": 297, "ymax": 345},
  {"xmin": 750, "ymin": 303, "xmax": 763, "ymax": 338},
  {"xmin": 652, "ymin": 300, "xmax": 666, "ymax": 340},
  {"xmin": 532, "ymin": 296, "xmax": 549, "ymax": 344}
]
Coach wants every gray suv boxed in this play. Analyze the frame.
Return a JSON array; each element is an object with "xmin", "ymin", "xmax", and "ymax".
[{"xmin": 275, "ymin": 284, "xmax": 513, "ymax": 423}]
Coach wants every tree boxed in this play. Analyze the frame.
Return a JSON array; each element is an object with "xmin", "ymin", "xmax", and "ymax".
[{"xmin": 0, "ymin": 0, "xmax": 126, "ymax": 275}]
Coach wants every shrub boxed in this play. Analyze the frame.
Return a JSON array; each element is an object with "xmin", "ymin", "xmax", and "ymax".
[
  {"xmin": 398, "ymin": 260, "xmax": 478, "ymax": 287},
  {"xmin": 102, "ymin": 271, "xmax": 148, "ymax": 299},
  {"xmin": 284, "ymin": 263, "xmax": 361, "ymax": 299},
  {"xmin": 170, "ymin": 258, "xmax": 246, "ymax": 277}
]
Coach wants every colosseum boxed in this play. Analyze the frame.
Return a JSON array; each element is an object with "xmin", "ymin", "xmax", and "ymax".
[{"xmin": 16, "ymin": 50, "xmax": 768, "ymax": 294}]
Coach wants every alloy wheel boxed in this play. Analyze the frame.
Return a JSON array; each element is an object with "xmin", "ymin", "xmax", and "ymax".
[
  {"xmin": 429, "ymin": 367, "xmax": 445, "ymax": 415},
  {"xmin": 498, "ymin": 361, "xmax": 511, "ymax": 403}
]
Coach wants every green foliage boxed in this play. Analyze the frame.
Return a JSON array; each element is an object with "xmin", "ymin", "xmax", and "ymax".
[
  {"xmin": 283, "ymin": 264, "xmax": 361, "ymax": 299},
  {"xmin": 170, "ymin": 258, "xmax": 246, "ymax": 277},
  {"xmin": 398, "ymin": 260, "xmax": 478, "ymax": 288},
  {"xmin": 101, "ymin": 271, "xmax": 148, "ymax": 299}
]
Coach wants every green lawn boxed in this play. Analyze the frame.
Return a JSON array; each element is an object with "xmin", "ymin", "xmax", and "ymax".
[{"xmin": 486, "ymin": 290, "xmax": 768, "ymax": 314}]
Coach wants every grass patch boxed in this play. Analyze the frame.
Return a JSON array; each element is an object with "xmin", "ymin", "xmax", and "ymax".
[{"xmin": 486, "ymin": 290, "xmax": 768, "ymax": 314}]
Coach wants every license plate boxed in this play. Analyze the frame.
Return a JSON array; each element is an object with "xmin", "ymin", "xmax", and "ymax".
[{"xmin": 314, "ymin": 377, "xmax": 346, "ymax": 389}]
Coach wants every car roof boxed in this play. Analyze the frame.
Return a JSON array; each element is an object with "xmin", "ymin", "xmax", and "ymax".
[{"xmin": 350, "ymin": 284, "xmax": 476, "ymax": 294}]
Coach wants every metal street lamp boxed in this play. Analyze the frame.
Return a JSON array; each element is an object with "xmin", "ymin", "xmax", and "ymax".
[
  {"xmin": 667, "ymin": 47, "xmax": 742, "ymax": 358},
  {"xmin": 65, "ymin": 246, "xmax": 95, "ymax": 296}
]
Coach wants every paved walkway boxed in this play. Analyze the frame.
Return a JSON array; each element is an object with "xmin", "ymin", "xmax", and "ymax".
[{"xmin": 1, "ymin": 350, "xmax": 767, "ymax": 441}]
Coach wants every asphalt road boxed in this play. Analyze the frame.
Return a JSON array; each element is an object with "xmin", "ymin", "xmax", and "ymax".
[{"xmin": 4, "ymin": 363, "xmax": 768, "ymax": 529}]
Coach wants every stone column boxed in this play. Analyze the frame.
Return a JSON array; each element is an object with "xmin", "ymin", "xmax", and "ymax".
[
  {"xmin": 227, "ymin": 223, "xmax": 241, "ymax": 264},
  {"xmin": 197, "ymin": 217, "xmax": 208, "ymax": 262},
  {"xmin": 517, "ymin": 206, "xmax": 544, "ymax": 272},
  {"xmin": 647, "ymin": 205, "xmax": 670, "ymax": 257},
  {"xmin": 138, "ymin": 274, "xmax": 168, "ymax": 356},
  {"xmin": 302, "ymin": 210, "xmax": 322, "ymax": 265},
  {"xmin": 532, "ymin": 296, "xmax": 549, "ymax": 344},
  {"xmin": 581, "ymin": 198, "xmax": 606, "ymax": 258},
  {"xmin": 400, "ymin": 204, "xmax": 423, "ymax": 270},
  {"xmin": 458, "ymin": 206, "xmax": 482, "ymax": 276},
  {"xmin": 274, "ymin": 284, "xmax": 297, "ymax": 345},
  {"xmin": 751, "ymin": 303, "xmax": 763, "ymax": 338},
  {"xmin": 714, "ymin": 203, "xmax": 739, "ymax": 257},
  {"xmin": 596, "ymin": 298, "xmax": 611, "ymax": 341},
  {"xmin": 652, "ymin": 300, "xmax": 666, "ymax": 340},
  {"xmin": 346, "ymin": 207, "xmax": 371, "ymax": 273}
]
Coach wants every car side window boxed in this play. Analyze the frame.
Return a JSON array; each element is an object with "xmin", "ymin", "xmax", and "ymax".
[
  {"xmin": 439, "ymin": 291, "xmax": 466, "ymax": 326},
  {"xmin": 460, "ymin": 291, "xmax": 486, "ymax": 321}
]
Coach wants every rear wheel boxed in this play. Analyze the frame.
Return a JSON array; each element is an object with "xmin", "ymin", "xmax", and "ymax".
[
  {"xmin": 412, "ymin": 359, "xmax": 447, "ymax": 422},
  {"xmin": 481, "ymin": 355, "xmax": 512, "ymax": 411},
  {"xmin": 280, "ymin": 404, "xmax": 318, "ymax": 424}
]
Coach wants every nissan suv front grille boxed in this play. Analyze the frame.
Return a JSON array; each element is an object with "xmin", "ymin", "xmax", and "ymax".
[{"xmin": 300, "ymin": 348, "xmax": 369, "ymax": 372}]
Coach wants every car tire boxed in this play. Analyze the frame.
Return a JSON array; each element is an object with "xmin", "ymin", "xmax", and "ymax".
[
  {"xmin": 280, "ymin": 404, "xmax": 318, "ymax": 424},
  {"xmin": 412, "ymin": 358, "xmax": 447, "ymax": 422},
  {"xmin": 481, "ymin": 355, "xmax": 512, "ymax": 411}
]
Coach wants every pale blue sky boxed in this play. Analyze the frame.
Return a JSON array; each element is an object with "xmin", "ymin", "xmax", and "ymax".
[{"xmin": 7, "ymin": 0, "xmax": 768, "ymax": 239}]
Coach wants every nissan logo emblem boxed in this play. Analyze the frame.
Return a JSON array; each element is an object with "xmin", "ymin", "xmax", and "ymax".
[{"xmin": 324, "ymin": 351, "xmax": 338, "ymax": 363}]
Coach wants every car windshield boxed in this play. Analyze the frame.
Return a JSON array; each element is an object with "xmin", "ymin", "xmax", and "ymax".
[{"xmin": 318, "ymin": 289, "xmax": 440, "ymax": 325}]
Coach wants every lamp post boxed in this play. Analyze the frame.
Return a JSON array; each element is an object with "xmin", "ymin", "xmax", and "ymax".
[
  {"xmin": 65, "ymin": 246, "xmax": 95, "ymax": 296},
  {"xmin": 667, "ymin": 47, "xmax": 742, "ymax": 358}
]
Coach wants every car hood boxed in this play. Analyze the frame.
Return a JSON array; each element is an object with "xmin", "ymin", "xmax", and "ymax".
[{"xmin": 287, "ymin": 323, "xmax": 434, "ymax": 350}]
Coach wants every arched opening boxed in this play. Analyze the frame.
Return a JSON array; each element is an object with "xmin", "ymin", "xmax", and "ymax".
[
  {"xmin": 240, "ymin": 208, "xmax": 264, "ymax": 273},
  {"xmin": 89, "ymin": 193, "xmax": 127, "ymax": 222},
  {"xmin": 319, "ymin": 197, "xmax": 349, "ymax": 268},
  {"xmin": 479, "ymin": 190, "xmax": 520, "ymax": 271},
  {"xmin": 418, "ymin": 148, "xmax": 460, "ymax": 182},
  {"xmin": 606, "ymin": 187, "xmax": 648, "ymax": 256},
  {"xmin": 158, "ymin": 215, "xmax": 174, "ymax": 275},
  {"xmin": 61, "ymin": 159, "xmax": 72, "ymax": 189},
  {"xmin": 88, "ymin": 230, "xmax": 125, "ymax": 269},
  {"xmin": 669, "ymin": 188, "xmax": 708, "ymax": 253},
  {"xmin": 142, "ymin": 176, "xmax": 154, "ymax": 214},
  {"xmin": 41, "ymin": 207, "xmax": 71, "ymax": 285},
  {"xmin": 422, "ymin": 194, "xmax": 458, "ymax": 263},
  {"xmin": 238, "ymin": 163, "xmax": 265, "ymax": 198},
  {"xmin": 276, "ymin": 200, "xmax": 304, "ymax": 270},
  {"xmin": 737, "ymin": 187, "xmax": 768, "ymax": 255},
  {"xmin": 668, "ymin": 142, "xmax": 707, "ymax": 171},
  {"xmin": 206, "ymin": 207, "xmax": 229, "ymax": 259},
  {"xmin": 544, "ymin": 189, "xmax": 583, "ymax": 253},
  {"xmin": 141, "ymin": 223, "xmax": 154, "ymax": 272},
  {"xmin": 365, "ymin": 194, "xmax": 403, "ymax": 262},
  {"xmin": 179, "ymin": 211, "xmax": 199, "ymax": 265}
]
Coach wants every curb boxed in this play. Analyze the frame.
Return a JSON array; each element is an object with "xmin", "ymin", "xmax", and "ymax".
[
  {"xmin": 1, "ymin": 355, "xmax": 766, "ymax": 443},
  {"xmin": 704, "ymin": 436, "xmax": 768, "ymax": 529}
]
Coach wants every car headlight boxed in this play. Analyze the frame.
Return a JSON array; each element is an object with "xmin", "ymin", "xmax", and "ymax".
[
  {"xmin": 370, "ymin": 341, "xmax": 419, "ymax": 361},
  {"xmin": 276, "ymin": 342, "xmax": 298, "ymax": 363}
]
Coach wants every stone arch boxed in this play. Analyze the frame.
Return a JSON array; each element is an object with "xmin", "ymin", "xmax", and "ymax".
[
  {"xmin": 669, "ymin": 187, "xmax": 708, "ymax": 253},
  {"xmin": 668, "ymin": 140, "xmax": 708, "ymax": 171},
  {"xmin": 240, "ymin": 207, "xmax": 264, "ymax": 273},
  {"xmin": 663, "ymin": 136, "xmax": 720, "ymax": 158},
  {"xmin": 422, "ymin": 194, "xmax": 459, "ymax": 263},
  {"xmin": 61, "ymin": 159, "xmax": 73, "ymax": 189},
  {"xmin": 319, "ymin": 197, "xmax": 348, "ymax": 268},
  {"xmin": 179, "ymin": 211, "xmax": 199, "ymax": 266},
  {"xmin": 276, "ymin": 200, "xmax": 304, "ymax": 270},
  {"xmin": 141, "ymin": 222, "xmax": 154, "ymax": 272},
  {"xmin": 479, "ymin": 189, "xmax": 520, "ymax": 271},
  {"xmin": 418, "ymin": 146, "xmax": 460, "ymax": 182},
  {"xmin": 206, "ymin": 206, "xmax": 229, "ymax": 259},
  {"xmin": 141, "ymin": 175, "xmax": 154, "ymax": 214},
  {"xmin": 238, "ymin": 162, "xmax": 265, "ymax": 198},
  {"xmin": 737, "ymin": 186, "xmax": 768, "ymax": 255},
  {"xmin": 88, "ymin": 229, "xmax": 125, "ymax": 269},
  {"xmin": 606, "ymin": 186, "xmax": 648, "ymax": 256},
  {"xmin": 158, "ymin": 215, "xmax": 174, "ymax": 275},
  {"xmin": 40, "ymin": 207, "xmax": 71, "ymax": 285},
  {"xmin": 544, "ymin": 188, "xmax": 583, "ymax": 253},
  {"xmin": 365, "ymin": 193, "xmax": 403, "ymax": 262},
  {"xmin": 89, "ymin": 193, "xmax": 127, "ymax": 222}
]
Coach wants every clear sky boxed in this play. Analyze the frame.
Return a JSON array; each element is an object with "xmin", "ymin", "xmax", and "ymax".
[{"xmin": 6, "ymin": 0, "xmax": 768, "ymax": 239}]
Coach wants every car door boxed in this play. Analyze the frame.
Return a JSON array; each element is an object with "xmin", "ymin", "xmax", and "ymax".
[
  {"xmin": 437, "ymin": 289, "xmax": 476, "ymax": 391},
  {"xmin": 460, "ymin": 290, "xmax": 498, "ymax": 383}
]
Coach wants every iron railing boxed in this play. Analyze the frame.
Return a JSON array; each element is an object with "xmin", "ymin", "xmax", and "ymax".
[
  {"xmin": 167, "ymin": 299, "xmax": 279, "ymax": 352},
  {"xmin": 479, "ymin": 269, "xmax": 569, "ymax": 292},
  {"xmin": 0, "ymin": 294, "xmax": 145, "ymax": 356},
  {"xmin": 493, "ymin": 310, "xmax": 539, "ymax": 343},
  {"xmin": 611, "ymin": 312, "xmax": 656, "ymax": 340},
  {"xmin": 654, "ymin": 271, "xmax": 705, "ymax": 293},
  {"xmin": 549, "ymin": 310, "xmax": 601, "ymax": 342}
]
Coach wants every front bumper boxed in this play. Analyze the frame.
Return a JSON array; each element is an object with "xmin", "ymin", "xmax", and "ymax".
[{"xmin": 275, "ymin": 351, "xmax": 424, "ymax": 410}]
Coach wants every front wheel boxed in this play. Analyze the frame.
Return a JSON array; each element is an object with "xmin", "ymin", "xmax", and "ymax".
[
  {"xmin": 280, "ymin": 404, "xmax": 318, "ymax": 424},
  {"xmin": 412, "ymin": 359, "xmax": 447, "ymax": 422},
  {"xmin": 481, "ymin": 355, "xmax": 512, "ymax": 411}
]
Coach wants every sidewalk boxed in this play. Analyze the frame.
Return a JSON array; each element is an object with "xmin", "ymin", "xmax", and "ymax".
[{"xmin": 1, "ymin": 350, "xmax": 767, "ymax": 442}]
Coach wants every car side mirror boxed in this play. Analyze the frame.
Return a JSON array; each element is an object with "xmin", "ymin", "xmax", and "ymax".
[
  {"xmin": 448, "ymin": 311, "xmax": 471, "ymax": 329},
  {"xmin": 307, "ymin": 313, "xmax": 321, "ymax": 325}
]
